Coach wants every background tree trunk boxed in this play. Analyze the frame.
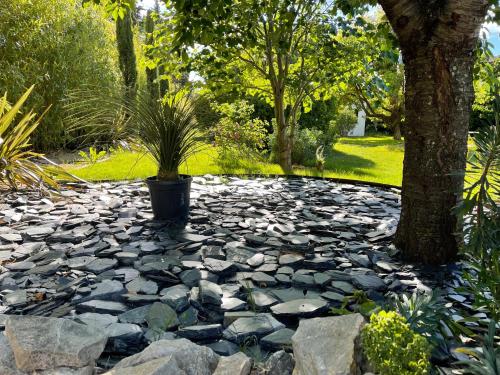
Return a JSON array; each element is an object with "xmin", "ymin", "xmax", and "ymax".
[
  {"xmin": 392, "ymin": 122, "xmax": 402, "ymax": 140},
  {"xmin": 116, "ymin": 7, "xmax": 137, "ymax": 100},
  {"xmin": 379, "ymin": 0, "xmax": 489, "ymax": 264},
  {"xmin": 274, "ymin": 90, "xmax": 293, "ymax": 172}
]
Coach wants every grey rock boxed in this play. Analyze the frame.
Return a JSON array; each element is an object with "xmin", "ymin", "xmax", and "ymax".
[
  {"xmin": 176, "ymin": 324, "xmax": 222, "ymax": 341},
  {"xmin": 118, "ymin": 305, "xmax": 151, "ymax": 324},
  {"xmin": 251, "ymin": 272, "xmax": 277, "ymax": 287},
  {"xmin": 199, "ymin": 280, "xmax": 223, "ymax": 306},
  {"xmin": 204, "ymin": 258, "xmax": 236, "ymax": 276},
  {"xmin": 126, "ymin": 278, "xmax": 158, "ymax": 295},
  {"xmin": 84, "ymin": 258, "xmax": 117, "ymax": 274},
  {"xmin": 261, "ymin": 328, "xmax": 295, "ymax": 351},
  {"xmin": 88, "ymin": 280, "xmax": 125, "ymax": 301},
  {"xmin": 223, "ymin": 314, "xmax": 285, "ymax": 343},
  {"xmin": 76, "ymin": 300, "xmax": 128, "ymax": 315},
  {"xmin": 213, "ymin": 352, "xmax": 252, "ymax": 375},
  {"xmin": 5, "ymin": 315, "xmax": 107, "ymax": 371},
  {"xmin": 265, "ymin": 350, "xmax": 295, "ymax": 375},
  {"xmin": 247, "ymin": 253, "xmax": 265, "ymax": 267},
  {"xmin": 146, "ymin": 302, "xmax": 179, "ymax": 331},
  {"xmin": 271, "ymin": 299, "xmax": 328, "ymax": 318},
  {"xmin": 352, "ymin": 274, "xmax": 386, "ymax": 292},
  {"xmin": 206, "ymin": 340, "xmax": 239, "ymax": 356},
  {"xmin": 291, "ymin": 313, "xmax": 366, "ymax": 375},
  {"xmin": 160, "ymin": 284, "xmax": 189, "ymax": 311},
  {"xmin": 109, "ymin": 338, "xmax": 219, "ymax": 375},
  {"xmin": 180, "ymin": 269, "xmax": 202, "ymax": 288}
]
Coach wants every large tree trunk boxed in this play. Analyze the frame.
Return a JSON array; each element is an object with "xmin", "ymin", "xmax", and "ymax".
[{"xmin": 379, "ymin": 0, "xmax": 489, "ymax": 264}]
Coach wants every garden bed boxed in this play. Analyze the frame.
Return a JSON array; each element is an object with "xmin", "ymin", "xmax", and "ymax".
[{"xmin": 0, "ymin": 176, "xmax": 486, "ymax": 372}]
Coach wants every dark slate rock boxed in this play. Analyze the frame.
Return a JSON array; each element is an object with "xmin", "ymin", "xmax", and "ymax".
[
  {"xmin": 176, "ymin": 324, "xmax": 223, "ymax": 341},
  {"xmin": 351, "ymin": 274, "xmax": 387, "ymax": 291},
  {"xmin": 126, "ymin": 278, "xmax": 158, "ymax": 295},
  {"xmin": 203, "ymin": 258, "xmax": 237, "ymax": 276},
  {"xmin": 76, "ymin": 300, "xmax": 128, "ymax": 314},
  {"xmin": 118, "ymin": 305, "xmax": 151, "ymax": 324},
  {"xmin": 206, "ymin": 340, "xmax": 239, "ymax": 356},
  {"xmin": 223, "ymin": 314, "xmax": 285, "ymax": 344},
  {"xmin": 199, "ymin": 280, "xmax": 223, "ymax": 306},
  {"xmin": 87, "ymin": 279, "xmax": 126, "ymax": 301},
  {"xmin": 261, "ymin": 328, "xmax": 295, "ymax": 351},
  {"xmin": 270, "ymin": 298, "xmax": 329, "ymax": 318},
  {"xmin": 145, "ymin": 302, "xmax": 179, "ymax": 331},
  {"xmin": 104, "ymin": 322, "xmax": 144, "ymax": 355},
  {"xmin": 84, "ymin": 258, "xmax": 118, "ymax": 274},
  {"xmin": 160, "ymin": 284, "xmax": 190, "ymax": 311},
  {"xmin": 180, "ymin": 269, "xmax": 202, "ymax": 288}
]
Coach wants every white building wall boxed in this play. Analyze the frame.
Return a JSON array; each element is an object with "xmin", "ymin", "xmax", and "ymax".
[{"xmin": 348, "ymin": 110, "xmax": 366, "ymax": 137}]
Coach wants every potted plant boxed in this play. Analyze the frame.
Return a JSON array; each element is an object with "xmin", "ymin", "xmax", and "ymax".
[{"xmin": 67, "ymin": 89, "xmax": 202, "ymax": 222}]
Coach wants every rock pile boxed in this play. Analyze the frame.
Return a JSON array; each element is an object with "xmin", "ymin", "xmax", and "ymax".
[{"xmin": 0, "ymin": 176, "xmax": 470, "ymax": 372}]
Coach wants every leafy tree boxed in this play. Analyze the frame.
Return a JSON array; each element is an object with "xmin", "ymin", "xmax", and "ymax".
[
  {"xmin": 344, "ymin": 18, "xmax": 404, "ymax": 140},
  {"xmin": 84, "ymin": 0, "xmax": 138, "ymax": 98},
  {"xmin": 115, "ymin": 1, "xmax": 138, "ymax": 99},
  {"xmin": 166, "ymin": 0, "xmax": 362, "ymax": 171},
  {"xmin": 0, "ymin": 0, "xmax": 121, "ymax": 151}
]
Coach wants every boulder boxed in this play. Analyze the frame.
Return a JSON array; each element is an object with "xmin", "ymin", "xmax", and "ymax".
[
  {"xmin": 291, "ymin": 313, "xmax": 365, "ymax": 375},
  {"xmin": 213, "ymin": 352, "xmax": 252, "ymax": 375},
  {"xmin": 265, "ymin": 350, "xmax": 294, "ymax": 375},
  {"xmin": 108, "ymin": 338, "xmax": 219, "ymax": 375},
  {"xmin": 5, "ymin": 316, "xmax": 107, "ymax": 372}
]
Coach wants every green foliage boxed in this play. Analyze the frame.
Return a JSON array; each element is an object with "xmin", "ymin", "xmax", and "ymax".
[
  {"xmin": 362, "ymin": 311, "xmax": 431, "ymax": 375},
  {"xmin": 66, "ymin": 89, "xmax": 202, "ymax": 180},
  {"xmin": 0, "ymin": 87, "xmax": 61, "ymax": 192},
  {"xmin": 391, "ymin": 290, "xmax": 475, "ymax": 359},
  {"xmin": 79, "ymin": 147, "xmax": 108, "ymax": 165},
  {"xmin": 456, "ymin": 320, "xmax": 500, "ymax": 375},
  {"xmin": 212, "ymin": 100, "xmax": 267, "ymax": 171},
  {"xmin": 329, "ymin": 106, "xmax": 358, "ymax": 137},
  {"xmin": 456, "ymin": 56, "xmax": 500, "ymax": 320},
  {"xmin": 116, "ymin": 5, "xmax": 138, "ymax": 98},
  {"xmin": 0, "ymin": 0, "xmax": 121, "ymax": 151}
]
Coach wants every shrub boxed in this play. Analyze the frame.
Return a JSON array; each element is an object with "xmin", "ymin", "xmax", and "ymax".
[
  {"xmin": 291, "ymin": 128, "xmax": 324, "ymax": 166},
  {"xmin": 212, "ymin": 100, "xmax": 267, "ymax": 169},
  {"xmin": 0, "ymin": 87, "xmax": 61, "ymax": 192},
  {"xmin": 362, "ymin": 310, "xmax": 431, "ymax": 375},
  {"xmin": 0, "ymin": 0, "xmax": 121, "ymax": 151},
  {"xmin": 329, "ymin": 106, "xmax": 358, "ymax": 137}
]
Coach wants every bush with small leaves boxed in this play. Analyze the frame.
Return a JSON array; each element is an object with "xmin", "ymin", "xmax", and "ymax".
[{"xmin": 362, "ymin": 310, "xmax": 431, "ymax": 375}]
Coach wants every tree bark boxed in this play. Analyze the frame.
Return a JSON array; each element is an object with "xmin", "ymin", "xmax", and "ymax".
[
  {"xmin": 272, "ymin": 84, "xmax": 293, "ymax": 172},
  {"xmin": 392, "ymin": 122, "xmax": 402, "ymax": 140},
  {"xmin": 379, "ymin": 0, "xmax": 489, "ymax": 264}
]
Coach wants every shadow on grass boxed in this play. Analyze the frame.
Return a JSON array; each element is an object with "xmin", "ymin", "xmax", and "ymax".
[
  {"xmin": 321, "ymin": 149, "xmax": 376, "ymax": 176},
  {"xmin": 339, "ymin": 136, "xmax": 403, "ymax": 149}
]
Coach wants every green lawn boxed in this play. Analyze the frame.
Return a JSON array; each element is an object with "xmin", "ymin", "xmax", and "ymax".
[{"xmin": 65, "ymin": 135, "xmax": 404, "ymax": 186}]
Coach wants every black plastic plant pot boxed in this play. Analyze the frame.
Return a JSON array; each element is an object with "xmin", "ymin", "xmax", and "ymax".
[{"xmin": 146, "ymin": 175, "xmax": 192, "ymax": 221}]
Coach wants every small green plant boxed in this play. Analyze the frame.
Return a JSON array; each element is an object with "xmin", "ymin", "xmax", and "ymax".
[
  {"xmin": 0, "ymin": 86, "xmax": 63, "ymax": 193},
  {"xmin": 392, "ymin": 291, "xmax": 474, "ymax": 349},
  {"xmin": 79, "ymin": 146, "xmax": 107, "ymax": 165},
  {"xmin": 362, "ymin": 310, "xmax": 431, "ymax": 375},
  {"xmin": 456, "ymin": 320, "xmax": 500, "ymax": 375},
  {"xmin": 330, "ymin": 290, "xmax": 380, "ymax": 317}
]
